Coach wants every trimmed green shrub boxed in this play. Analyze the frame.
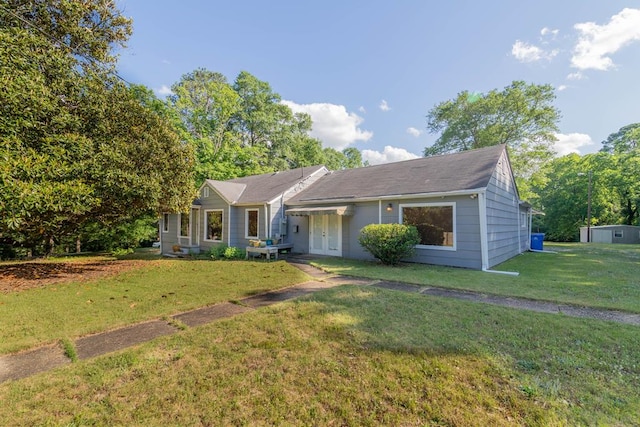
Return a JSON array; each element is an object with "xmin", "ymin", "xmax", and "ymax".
[
  {"xmin": 358, "ymin": 223, "xmax": 420, "ymax": 265},
  {"xmin": 223, "ymin": 246, "xmax": 244, "ymax": 259},
  {"xmin": 209, "ymin": 244, "xmax": 245, "ymax": 260},
  {"xmin": 209, "ymin": 244, "xmax": 229, "ymax": 260}
]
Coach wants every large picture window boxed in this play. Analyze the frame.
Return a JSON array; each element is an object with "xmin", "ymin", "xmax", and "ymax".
[
  {"xmin": 205, "ymin": 210, "xmax": 223, "ymax": 242},
  {"xmin": 245, "ymin": 209, "xmax": 259, "ymax": 239},
  {"xmin": 179, "ymin": 212, "xmax": 189, "ymax": 238},
  {"xmin": 401, "ymin": 203, "xmax": 455, "ymax": 249}
]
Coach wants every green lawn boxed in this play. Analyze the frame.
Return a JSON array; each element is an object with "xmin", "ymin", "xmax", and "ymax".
[
  {"xmin": 311, "ymin": 243, "xmax": 640, "ymax": 313},
  {"xmin": 0, "ymin": 256, "xmax": 309, "ymax": 354},
  {"xmin": 1, "ymin": 245, "xmax": 639, "ymax": 425},
  {"xmin": 1, "ymin": 285, "xmax": 638, "ymax": 425}
]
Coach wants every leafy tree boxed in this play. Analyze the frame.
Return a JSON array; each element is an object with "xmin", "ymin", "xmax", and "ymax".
[
  {"xmin": 598, "ymin": 124, "xmax": 640, "ymax": 225},
  {"xmin": 600, "ymin": 123, "xmax": 640, "ymax": 154},
  {"xmin": 424, "ymin": 81, "xmax": 561, "ymax": 180},
  {"xmin": 1, "ymin": 0, "xmax": 132, "ymax": 65},
  {"xmin": 342, "ymin": 147, "xmax": 364, "ymax": 169},
  {"xmin": 170, "ymin": 68, "xmax": 364, "ymax": 182},
  {"xmin": 169, "ymin": 69, "xmax": 242, "ymax": 182},
  {"xmin": 0, "ymin": 2, "xmax": 194, "ymax": 255}
]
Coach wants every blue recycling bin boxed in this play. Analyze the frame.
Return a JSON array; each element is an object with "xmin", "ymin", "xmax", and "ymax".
[{"xmin": 531, "ymin": 233, "xmax": 544, "ymax": 251}]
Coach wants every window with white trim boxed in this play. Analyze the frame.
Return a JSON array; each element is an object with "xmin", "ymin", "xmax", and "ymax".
[
  {"xmin": 162, "ymin": 213, "xmax": 169, "ymax": 233},
  {"xmin": 401, "ymin": 203, "xmax": 455, "ymax": 249},
  {"xmin": 245, "ymin": 209, "xmax": 259, "ymax": 239},
  {"xmin": 614, "ymin": 230, "xmax": 623, "ymax": 238},
  {"xmin": 179, "ymin": 212, "xmax": 189, "ymax": 238},
  {"xmin": 521, "ymin": 212, "xmax": 527, "ymax": 228},
  {"xmin": 205, "ymin": 210, "xmax": 223, "ymax": 242},
  {"xmin": 202, "ymin": 187, "xmax": 210, "ymax": 198}
]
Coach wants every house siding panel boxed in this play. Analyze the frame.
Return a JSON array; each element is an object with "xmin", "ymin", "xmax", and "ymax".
[
  {"xmin": 335, "ymin": 197, "xmax": 482, "ymax": 269},
  {"xmin": 198, "ymin": 190, "xmax": 230, "ymax": 252},
  {"xmin": 485, "ymin": 152, "xmax": 523, "ymax": 268},
  {"xmin": 343, "ymin": 202, "xmax": 379, "ymax": 259}
]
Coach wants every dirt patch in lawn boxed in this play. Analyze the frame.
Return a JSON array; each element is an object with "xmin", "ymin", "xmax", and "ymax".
[{"xmin": 0, "ymin": 260, "xmax": 148, "ymax": 294}]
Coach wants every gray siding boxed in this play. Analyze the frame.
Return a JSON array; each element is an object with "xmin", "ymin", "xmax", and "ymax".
[
  {"xmin": 198, "ymin": 188, "xmax": 230, "ymax": 253},
  {"xmin": 288, "ymin": 197, "xmax": 483, "ymax": 269},
  {"xmin": 160, "ymin": 209, "xmax": 201, "ymax": 254},
  {"xmin": 399, "ymin": 196, "xmax": 482, "ymax": 269},
  {"xmin": 485, "ymin": 152, "xmax": 524, "ymax": 267},
  {"xmin": 229, "ymin": 206, "xmax": 268, "ymax": 248},
  {"xmin": 343, "ymin": 202, "xmax": 379, "ymax": 260}
]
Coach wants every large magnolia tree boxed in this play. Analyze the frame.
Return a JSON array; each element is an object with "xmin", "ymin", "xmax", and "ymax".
[{"xmin": 0, "ymin": 1, "xmax": 195, "ymax": 255}]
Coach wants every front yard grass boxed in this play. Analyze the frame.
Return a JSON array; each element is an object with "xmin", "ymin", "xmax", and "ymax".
[
  {"xmin": 311, "ymin": 243, "xmax": 640, "ymax": 313},
  {"xmin": 0, "ymin": 256, "xmax": 308, "ymax": 354},
  {"xmin": 1, "ymin": 285, "xmax": 638, "ymax": 425}
]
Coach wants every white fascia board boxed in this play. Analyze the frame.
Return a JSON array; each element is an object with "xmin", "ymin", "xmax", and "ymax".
[{"xmin": 289, "ymin": 187, "xmax": 487, "ymax": 206}]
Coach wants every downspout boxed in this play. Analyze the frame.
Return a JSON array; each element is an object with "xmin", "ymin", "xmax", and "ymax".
[
  {"xmin": 264, "ymin": 203, "xmax": 269, "ymax": 240},
  {"xmin": 228, "ymin": 204, "xmax": 231, "ymax": 246},
  {"xmin": 158, "ymin": 214, "xmax": 162, "ymax": 252},
  {"xmin": 479, "ymin": 191, "xmax": 519, "ymax": 276},
  {"xmin": 528, "ymin": 208, "xmax": 533, "ymax": 251},
  {"xmin": 478, "ymin": 191, "xmax": 489, "ymax": 271},
  {"xmin": 517, "ymin": 204, "xmax": 521, "ymax": 252}
]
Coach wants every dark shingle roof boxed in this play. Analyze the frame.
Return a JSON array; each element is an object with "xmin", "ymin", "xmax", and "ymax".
[
  {"xmin": 207, "ymin": 165, "xmax": 327, "ymax": 204},
  {"xmin": 288, "ymin": 145, "xmax": 506, "ymax": 203}
]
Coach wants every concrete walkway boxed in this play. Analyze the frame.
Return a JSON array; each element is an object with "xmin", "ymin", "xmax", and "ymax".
[{"xmin": 1, "ymin": 261, "xmax": 638, "ymax": 384}]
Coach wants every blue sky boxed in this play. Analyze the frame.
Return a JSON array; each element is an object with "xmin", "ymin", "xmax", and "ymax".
[{"xmin": 116, "ymin": 1, "xmax": 640, "ymax": 164}]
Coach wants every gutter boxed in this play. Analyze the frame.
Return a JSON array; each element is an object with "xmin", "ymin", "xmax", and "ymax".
[{"xmin": 292, "ymin": 188, "xmax": 488, "ymax": 205}]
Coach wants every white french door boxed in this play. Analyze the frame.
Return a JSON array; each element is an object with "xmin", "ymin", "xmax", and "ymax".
[{"xmin": 309, "ymin": 215, "xmax": 342, "ymax": 256}]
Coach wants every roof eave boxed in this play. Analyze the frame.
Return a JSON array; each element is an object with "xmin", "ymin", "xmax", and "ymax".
[{"xmin": 287, "ymin": 187, "xmax": 488, "ymax": 205}]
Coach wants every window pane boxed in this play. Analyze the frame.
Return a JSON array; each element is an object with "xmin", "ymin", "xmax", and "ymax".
[
  {"xmin": 247, "ymin": 210, "xmax": 258, "ymax": 237},
  {"xmin": 207, "ymin": 211, "xmax": 223, "ymax": 241},
  {"xmin": 403, "ymin": 206, "xmax": 453, "ymax": 247},
  {"xmin": 180, "ymin": 213, "xmax": 189, "ymax": 237}
]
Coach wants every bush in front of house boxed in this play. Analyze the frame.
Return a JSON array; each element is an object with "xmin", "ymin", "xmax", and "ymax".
[
  {"xmin": 358, "ymin": 223, "xmax": 420, "ymax": 266},
  {"xmin": 209, "ymin": 244, "xmax": 245, "ymax": 260}
]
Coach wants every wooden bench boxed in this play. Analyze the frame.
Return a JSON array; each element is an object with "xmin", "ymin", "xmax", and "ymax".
[
  {"xmin": 245, "ymin": 243, "xmax": 294, "ymax": 261},
  {"xmin": 245, "ymin": 246, "xmax": 279, "ymax": 260}
]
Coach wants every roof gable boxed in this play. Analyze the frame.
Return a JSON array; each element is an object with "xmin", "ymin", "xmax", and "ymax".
[
  {"xmin": 228, "ymin": 165, "xmax": 327, "ymax": 204},
  {"xmin": 288, "ymin": 145, "xmax": 507, "ymax": 203},
  {"xmin": 203, "ymin": 180, "xmax": 246, "ymax": 204},
  {"xmin": 202, "ymin": 165, "xmax": 328, "ymax": 205}
]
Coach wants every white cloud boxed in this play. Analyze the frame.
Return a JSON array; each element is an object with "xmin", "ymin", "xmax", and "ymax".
[
  {"xmin": 557, "ymin": 84, "xmax": 568, "ymax": 91},
  {"xmin": 541, "ymin": 27, "xmax": 559, "ymax": 37},
  {"xmin": 379, "ymin": 99, "xmax": 391, "ymax": 112},
  {"xmin": 155, "ymin": 85, "xmax": 173, "ymax": 96},
  {"xmin": 161, "ymin": 59, "xmax": 171, "ymax": 65},
  {"xmin": 362, "ymin": 146, "xmax": 420, "ymax": 165},
  {"xmin": 282, "ymin": 100, "xmax": 373, "ymax": 150},
  {"xmin": 511, "ymin": 40, "xmax": 558, "ymax": 63},
  {"xmin": 358, "ymin": 106, "xmax": 366, "ymax": 114},
  {"xmin": 571, "ymin": 8, "xmax": 640, "ymax": 71},
  {"xmin": 567, "ymin": 71, "xmax": 584, "ymax": 80},
  {"xmin": 406, "ymin": 127, "xmax": 422, "ymax": 137},
  {"xmin": 553, "ymin": 132, "xmax": 595, "ymax": 156}
]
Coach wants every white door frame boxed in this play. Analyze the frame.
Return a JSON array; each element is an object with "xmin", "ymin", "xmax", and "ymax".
[{"xmin": 309, "ymin": 215, "xmax": 342, "ymax": 256}]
